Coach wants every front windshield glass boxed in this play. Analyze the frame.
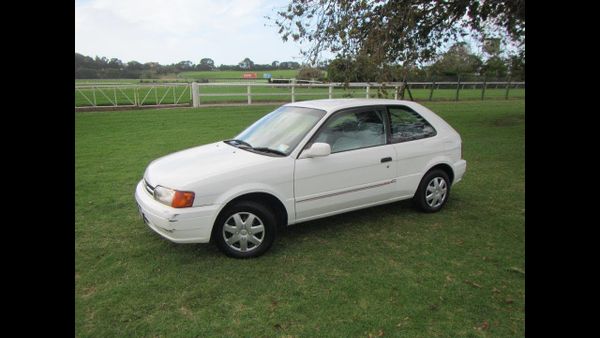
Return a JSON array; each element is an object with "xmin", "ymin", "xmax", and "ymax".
[{"xmin": 233, "ymin": 106, "xmax": 326, "ymax": 155}]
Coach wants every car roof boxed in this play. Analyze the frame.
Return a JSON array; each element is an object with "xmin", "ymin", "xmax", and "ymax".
[{"xmin": 283, "ymin": 98, "xmax": 418, "ymax": 114}]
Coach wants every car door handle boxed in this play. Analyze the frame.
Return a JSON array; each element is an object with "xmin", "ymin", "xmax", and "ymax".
[{"xmin": 380, "ymin": 157, "xmax": 392, "ymax": 163}]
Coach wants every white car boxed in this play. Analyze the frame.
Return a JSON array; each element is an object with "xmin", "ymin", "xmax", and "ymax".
[{"xmin": 135, "ymin": 99, "xmax": 466, "ymax": 258}]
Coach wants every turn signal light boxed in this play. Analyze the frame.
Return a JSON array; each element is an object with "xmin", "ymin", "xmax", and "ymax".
[{"xmin": 172, "ymin": 191, "xmax": 195, "ymax": 208}]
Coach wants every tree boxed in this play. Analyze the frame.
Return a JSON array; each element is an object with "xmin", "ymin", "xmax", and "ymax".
[
  {"xmin": 297, "ymin": 67, "xmax": 324, "ymax": 81},
  {"xmin": 271, "ymin": 0, "xmax": 524, "ymax": 81},
  {"xmin": 327, "ymin": 55, "xmax": 392, "ymax": 82},
  {"xmin": 508, "ymin": 51, "xmax": 525, "ymax": 80},
  {"xmin": 429, "ymin": 43, "xmax": 482, "ymax": 77},
  {"xmin": 271, "ymin": 61, "xmax": 280, "ymax": 68},
  {"xmin": 108, "ymin": 58, "xmax": 123, "ymax": 69},
  {"xmin": 483, "ymin": 37, "xmax": 502, "ymax": 58},
  {"xmin": 481, "ymin": 56, "xmax": 508, "ymax": 79},
  {"xmin": 126, "ymin": 60, "xmax": 143, "ymax": 71},
  {"xmin": 176, "ymin": 60, "xmax": 194, "ymax": 71},
  {"xmin": 238, "ymin": 57, "xmax": 254, "ymax": 70},
  {"xmin": 198, "ymin": 58, "xmax": 215, "ymax": 71}
]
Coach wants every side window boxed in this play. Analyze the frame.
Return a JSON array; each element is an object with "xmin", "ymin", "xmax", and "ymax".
[
  {"xmin": 314, "ymin": 108, "xmax": 387, "ymax": 153},
  {"xmin": 388, "ymin": 106, "xmax": 436, "ymax": 143}
]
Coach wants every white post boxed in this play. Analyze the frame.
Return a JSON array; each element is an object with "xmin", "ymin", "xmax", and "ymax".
[
  {"xmin": 247, "ymin": 85, "xmax": 252, "ymax": 104},
  {"xmin": 291, "ymin": 81, "xmax": 295, "ymax": 103},
  {"xmin": 328, "ymin": 84, "xmax": 333, "ymax": 99},
  {"xmin": 192, "ymin": 82, "xmax": 200, "ymax": 107},
  {"xmin": 394, "ymin": 86, "xmax": 398, "ymax": 100},
  {"xmin": 366, "ymin": 85, "xmax": 370, "ymax": 99}
]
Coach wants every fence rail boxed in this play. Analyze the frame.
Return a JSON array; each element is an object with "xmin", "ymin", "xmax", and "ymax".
[{"xmin": 75, "ymin": 81, "xmax": 525, "ymax": 109}]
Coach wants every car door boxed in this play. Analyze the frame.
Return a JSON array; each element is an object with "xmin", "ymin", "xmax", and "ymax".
[
  {"xmin": 294, "ymin": 106, "xmax": 397, "ymax": 221},
  {"xmin": 386, "ymin": 105, "xmax": 440, "ymax": 196}
]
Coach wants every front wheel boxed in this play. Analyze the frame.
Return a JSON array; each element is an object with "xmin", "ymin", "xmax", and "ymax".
[
  {"xmin": 413, "ymin": 169, "xmax": 451, "ymax": 213},
  {"xmin": 213, "ymin": 201, "xmax": 277, "ymax": 258}
]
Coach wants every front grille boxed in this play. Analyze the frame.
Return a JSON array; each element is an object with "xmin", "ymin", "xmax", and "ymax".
[{"xmin": 144, "ymin": 179, "xmax": 155, "ymax": 196}]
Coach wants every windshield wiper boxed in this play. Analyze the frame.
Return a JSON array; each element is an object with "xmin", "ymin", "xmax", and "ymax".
[
  {"xmin": 225, "ymin": 140, "xmax": 285, "ymax": 156},
  {"xmin": 224, "ymin": 139, "xmax": 253, "ymax": 148},
  {"xmin": 251, "ymin": 147, "xmax": 287, "ymax": 156}
]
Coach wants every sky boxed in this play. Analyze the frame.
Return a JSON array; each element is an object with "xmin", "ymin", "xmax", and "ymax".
[{"xmin": 75, "ymin": 0, "xmax": 322, "ymax": 65}]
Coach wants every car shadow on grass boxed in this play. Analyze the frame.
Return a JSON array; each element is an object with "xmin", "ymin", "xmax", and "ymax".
[{"xmin": 159, "ymin": 197, "xmax": 458, "ymax": 258}]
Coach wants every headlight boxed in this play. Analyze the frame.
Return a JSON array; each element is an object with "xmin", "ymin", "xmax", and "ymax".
[{"xmin": 154, "ymin": 185, "xmax": 195, "ymax": 208}]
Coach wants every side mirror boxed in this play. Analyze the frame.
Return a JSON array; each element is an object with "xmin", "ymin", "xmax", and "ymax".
[{"xmin": 300, "ymin": 142, "xmax": 331, "ymax": 158}]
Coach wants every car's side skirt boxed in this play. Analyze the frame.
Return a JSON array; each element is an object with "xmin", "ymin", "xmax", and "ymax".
[{"xmin": 291, "ymin": 193, "xmax": 414, "ymax": 225}]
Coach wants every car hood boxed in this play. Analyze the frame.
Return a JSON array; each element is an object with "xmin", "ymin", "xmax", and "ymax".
[{"xmin": 143, "ymin": 142, "xmax": 279, "ymax": 189}]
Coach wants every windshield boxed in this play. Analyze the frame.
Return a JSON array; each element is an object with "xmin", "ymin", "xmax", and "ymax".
[{"xmin": 230, "ymin": 106, "xmax": 326, "ymax": 156}]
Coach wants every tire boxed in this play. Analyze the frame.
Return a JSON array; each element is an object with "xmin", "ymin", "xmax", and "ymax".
[
  {"xmin": 413, "ymin": 169, "xmax": 451, "ymax": 213},
  {"xmin": 213, "ymin": 200, "xmax": 277, "ymax": 258}
]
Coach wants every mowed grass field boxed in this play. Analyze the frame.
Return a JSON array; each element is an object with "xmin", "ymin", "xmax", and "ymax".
[
  {"xmin": 74, "ymin": 70, "xmax": 303, "ymax": 86},
  {"xmin": 177, "ymin": 69, "xmax": 303, "ymax": 80},
  {"xmin": 75, "ymin": 99, "xmax": 525, "ymax": 337},
  {"xmin": 75, "ymin": 84, "xmax": 524, "ymax": 107}
]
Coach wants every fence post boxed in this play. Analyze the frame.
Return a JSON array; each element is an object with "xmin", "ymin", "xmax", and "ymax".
[
  {"xmin": 429, "ymin": 80, "xmax": 435, "ymax": 101},
  {"xmin": 114, "ymin": 88, "xmax": 118, "ymax": 106},
  {"xmin": 404, "ymin": 81, "xmax": 413, "ymax": 101},
  {"xmin": 481, "ymin": 77, "xmax": 487, "ymax": 100},
  {"xmin": 394, "ymin": 86, "xmax": 398, "ymax": 100},
  {"xmin": 92, "ymin": 87, "xmax": 97, "ymax": 106},
  {"xmin": 247, "ymin": 85, "xmax": 252, "ymax": 104},
  {"xmin": 505, "ymin": 78, "xmax": 511, "ymax": 100},
  {"xmin": 192, "ymin": 82, "xmax": 200, "ymax": 107},
  {"xmin": 455, "ymin": 74, "xmax": 461, "ymax": 101},
  {"xmin": 328, "ymin": 84, "xmax": 333, "ymax": 99},
  {"xmin": 366, "ymin": 85, "xmax": 370, "ymax": 98},
  {"xmin": 291, "ymin": 80, "xmax": 295, "ymax": 103}
]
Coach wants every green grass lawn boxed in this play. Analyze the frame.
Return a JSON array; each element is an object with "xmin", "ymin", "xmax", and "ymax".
[{"xmin": 75, "ymin": 100, "xmax": 525, "ymax": 337}]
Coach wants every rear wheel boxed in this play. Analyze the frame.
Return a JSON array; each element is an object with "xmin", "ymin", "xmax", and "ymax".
[
  {"xmin": 214, "ymin": 201, "xmax": 277, "ymax": 258},
  {"xmin": 413, "ymin": 169, "xmax": 451, "ymax": 213}
]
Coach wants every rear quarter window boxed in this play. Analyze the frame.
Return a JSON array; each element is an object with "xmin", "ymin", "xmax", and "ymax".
[{"xmin": 388, "ymin": 106, "xmax": 437, "ymax": 143}]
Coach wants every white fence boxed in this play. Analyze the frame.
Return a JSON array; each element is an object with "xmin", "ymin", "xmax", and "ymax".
[{"xmin": 75, "ymin": 81, "xmax": 525, "ymax": 109}]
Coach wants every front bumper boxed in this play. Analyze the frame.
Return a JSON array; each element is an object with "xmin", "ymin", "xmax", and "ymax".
[
  {"xmin": 134, "ymin": 180, "xmax": 221, "ymax": 243},
  {"xmin": 452, "ymin": 159, "xmax": 467, "ymax": 184}
]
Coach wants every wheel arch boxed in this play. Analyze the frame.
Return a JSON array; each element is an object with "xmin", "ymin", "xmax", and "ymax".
[
  {"xmin": 423, "ymin": 162, "xmax": 455, "ymax": 186},
  {"xmin": 210, "ymin": 191, "xmax": 288, "ymax": 242}
]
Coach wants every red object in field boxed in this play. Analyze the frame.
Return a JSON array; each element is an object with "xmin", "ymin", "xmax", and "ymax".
[{"xmin": 243, "ymin": 73, "xmax": 257, "ymax": 79}]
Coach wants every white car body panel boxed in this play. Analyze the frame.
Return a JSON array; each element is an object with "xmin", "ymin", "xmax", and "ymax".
[
  {"xmin": 294, "ymin": 144, "xmax": 398, "ymax": 221},
  {"xmin": 135, "ymin": 99, "xmax": 467, "ymax": 243}
]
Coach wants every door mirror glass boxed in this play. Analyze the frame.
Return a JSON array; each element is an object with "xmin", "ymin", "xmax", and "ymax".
[{"xmin": 301, "ymin": 142, "xmax": 331, "ymax": 158}]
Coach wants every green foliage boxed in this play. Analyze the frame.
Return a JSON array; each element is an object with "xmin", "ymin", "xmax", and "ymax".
[
  {"xmin": 198, "ymin": 58, "xmax": 215, "ymax": 71},
  {"xmin": 429, "ymin": 43, "xmax": 483, "ymax": 77},
  {"xmin": 75, "ymin": 53, "xmax": 304, "ymax": 79},
  {"xmin": 76, "ymin": 100, "xmax": 524, "ymax": 336},
  {"xmin": 296, "ymin": 67, "xmax": 325, "ymax": 81},
  {"xmin": 509, "ymin": 51, "xmax": 525, "ymax": 81},
  {"xmin": 481, "ymin": 56, "xmax": 508, "ymax": 79},
  {"xmin": 238, "ymin": 57, "xmax": 255, "ymax": 70},
  {"xmin": 272, "ymin": 0, "xmax": 525, "ymax": 80}
]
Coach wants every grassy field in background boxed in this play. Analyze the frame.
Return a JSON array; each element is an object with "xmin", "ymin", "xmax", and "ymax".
[
  {"xmin": 74, "ymin": 69, "xmax": 301, "ymax": 85},
  {"xmin": 75, "ymin": 84, "xmax": 525, "ymax": 107},
  {"xmin": 177, "ymin": 69, "xmax": 302, "ymax": 80},
  {"xmin": 75, "ymin": 100, "xmax": 525, "ymax": 337}
]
